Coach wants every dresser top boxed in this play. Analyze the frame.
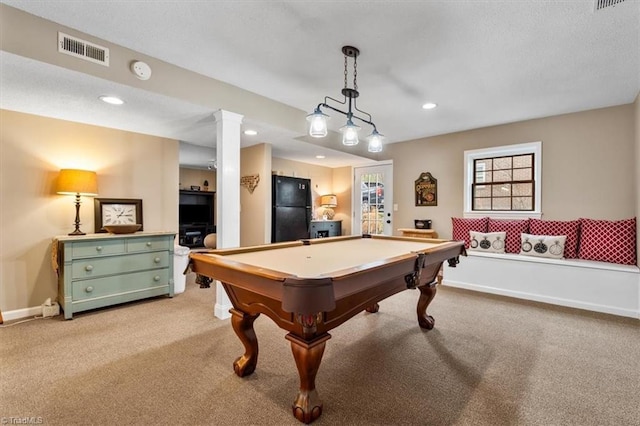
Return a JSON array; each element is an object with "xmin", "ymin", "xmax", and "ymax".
[{"xmin": 54, "ymin": 231, "xmax": 176, "ymax": 242}]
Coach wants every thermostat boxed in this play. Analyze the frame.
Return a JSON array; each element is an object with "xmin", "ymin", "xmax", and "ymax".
[{"xmin": 130, "ymin": 60, "xmax": 152, "ymax": 80}]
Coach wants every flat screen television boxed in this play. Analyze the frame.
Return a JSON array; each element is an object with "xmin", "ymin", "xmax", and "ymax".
[{"xmin": 179, "ymin": 204, "xmax": 213, "ymax": 225}]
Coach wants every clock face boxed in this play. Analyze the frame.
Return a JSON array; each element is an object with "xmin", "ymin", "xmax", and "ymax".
[{"xmin": 102, "ymin": 204, "xmax": 137, "ymax": 225}]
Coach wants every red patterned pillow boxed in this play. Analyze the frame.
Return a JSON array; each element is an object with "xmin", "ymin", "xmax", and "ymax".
[
  {"xmin": 529, "ymin": 219, "xmax": 581, "ymax": 259},
  {"xmin": 578, "ymin": 218, "xmax": 637, "ymax": 265},
  {"xmin": 488, "ymin": 219, "xmax": 530, "ymax": 253},
  {"xmin": 451, "ymin": 217, "xmax": 488, "ymax": 249}
]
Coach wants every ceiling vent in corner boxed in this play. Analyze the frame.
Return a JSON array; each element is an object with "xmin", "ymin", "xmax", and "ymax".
[
  {"xmin": 58, "ymin": 32, "xmax": 109, "ymax": 66},
  {"xmin": 595, "ymin": 0, "xmax": 626, "ymax": 11}
]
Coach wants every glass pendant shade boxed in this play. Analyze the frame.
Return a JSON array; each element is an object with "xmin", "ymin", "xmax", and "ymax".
[
  {"xmin": 306, "ymin": 109, "xmax": 329, "ymax": 138},
  {"xmin": 340, "ymin": 119, "xmax": 360, "ymax": 146},
  {"xmin": 366, "ymin": 130, "xmax": 384, "ymax": 153}
]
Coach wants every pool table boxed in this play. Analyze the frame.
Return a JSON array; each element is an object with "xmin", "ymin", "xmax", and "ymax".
[{"xmin": 189, "ymin": 234, "xmax": 465, "ymax": 423}]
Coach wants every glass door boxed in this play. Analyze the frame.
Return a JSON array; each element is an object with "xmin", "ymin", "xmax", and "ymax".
[{"xmin": 354, "ymin": 163, "xmax": 393, "ymax": 235}]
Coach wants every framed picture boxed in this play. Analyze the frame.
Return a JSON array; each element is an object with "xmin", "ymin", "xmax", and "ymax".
[
  {"xmin": 94, "ymin": 198, "xmax": 143, "ymax": 232},
  {"xmin": 415, "ymin": 172, "xmax": 438, "ymax": 206}
]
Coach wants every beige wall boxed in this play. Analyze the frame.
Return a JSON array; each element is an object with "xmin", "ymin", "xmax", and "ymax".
[
  {"xmin": 385, "ymin": 104, "xmax": 637, "ymax": 240},
  {"xmin": 0, "ymin": 109, "xmax": 179, "ymax": 313},
  {"xmin": 240, "ymin": 144, "xmax": 272, "ymax": 246},
  {"xmin": 179, "ymin": 168, "xmax": 216, "ymax": 192}
]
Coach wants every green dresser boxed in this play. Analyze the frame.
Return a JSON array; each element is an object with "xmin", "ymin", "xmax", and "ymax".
[{"xmin": 55, "ymin": 232, "xmax": 176, "ymax": 319}]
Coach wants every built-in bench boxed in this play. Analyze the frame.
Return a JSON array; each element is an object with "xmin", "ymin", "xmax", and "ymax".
[{"xmin": 443, "ymin": 251, "xmax": 640, "ymax": 319}]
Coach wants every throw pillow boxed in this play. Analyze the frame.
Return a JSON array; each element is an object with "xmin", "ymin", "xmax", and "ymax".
[
  {"xmin": 488, "ymin": 219, "xmax": 530, "ymax": 254},
  {"xmin": 529, "ymin": 219, "xmax": 580, "ymax": 258},
  {"xmin": 469, "ymin": 231, "xmax": 506, "ymax": 254},
  {"xmin": 520, "ymin": 233, "xmax": 567, "ymax": 259},
  {"xmin": 451, "ymin": 217, "xmax": 488, "ymax": 249},
  {"xmin": 578, "ymin": 218, "xmax": 637, "ymax": 265}
]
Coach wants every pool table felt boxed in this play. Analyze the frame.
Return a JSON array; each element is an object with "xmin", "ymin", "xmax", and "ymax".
[{"xmin": 199, "ymin": 238, "xmax": 445, "ymax": 278}]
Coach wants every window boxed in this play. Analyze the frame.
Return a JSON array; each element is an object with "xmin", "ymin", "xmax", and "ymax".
[{"xmin": 464, "ymin": 142, "xmax": 542, "ymax": 219}]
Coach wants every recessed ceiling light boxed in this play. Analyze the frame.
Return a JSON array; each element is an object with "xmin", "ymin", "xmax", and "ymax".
[
  {"xmin": 244, "ymin": 130, "xmax": 258, "ymax": 136},
  {"xmin": 422, "ymin": 102, "xmax": 437, "ymax": 110},
  {"xmin": 99, "ymin": 96, "xmax": 124, "ymax": 105},
  {"xmin": 315, "ymin": 155, "xmax": 326, "ymax": 159}
]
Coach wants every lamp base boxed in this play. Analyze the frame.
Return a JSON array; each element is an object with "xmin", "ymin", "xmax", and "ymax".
[
  {"xmin": 323, "ymin": 208, "xmax": 335, "ymax": 220},
  {"xmin": 69, "ymin": 194, "xmax": 86, "ymax": 236}
]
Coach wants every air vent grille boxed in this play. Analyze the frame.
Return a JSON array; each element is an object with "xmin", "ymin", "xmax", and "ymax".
[
  {"xmin": 58, "ymin": 32, "xmax": 109, "ymax": 66},
  {"xmin": 595, "ymin": 0, "xmax": 626, "ymax": 11}
]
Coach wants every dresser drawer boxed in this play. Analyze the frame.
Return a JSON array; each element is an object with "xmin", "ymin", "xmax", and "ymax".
[
  {"xmin": 72, "ymin": 269, "xmax": 170, "ymax": 301},
  {"xmin": 71, "ymin": 251, "xmax": 170, "ymax": 279},
  {"xmin": 71, "ymin": 239, "xmax": 126, "ymax": 258},
  {"xmin": 127, "ymin": 236, "xmax": 172, "ymax": 253}
]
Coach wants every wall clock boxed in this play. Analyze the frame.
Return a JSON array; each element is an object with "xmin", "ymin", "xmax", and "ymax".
[{"xmin": 94, "ymin": 198, "xmax": 143, "ymax": 233}]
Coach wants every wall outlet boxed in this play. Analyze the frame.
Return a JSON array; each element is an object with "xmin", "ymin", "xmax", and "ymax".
[{"xmin": 42, "ymin": 302, "xmax": 60, "ymax": 318}]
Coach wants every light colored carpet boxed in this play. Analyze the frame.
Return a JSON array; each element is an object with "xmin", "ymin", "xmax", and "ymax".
[{"xmin": 1, "ymin": 273, "xmax": 639, "ymax": 425}]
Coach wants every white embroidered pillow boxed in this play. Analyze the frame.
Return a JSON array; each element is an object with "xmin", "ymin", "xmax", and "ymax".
[
  {"xmin": 469, "ymin": 231, "xmax": 506, "ymax": 253},
  {"xmin": 520, "ymin": 233, "xmax": 567, "ymax": 259}
]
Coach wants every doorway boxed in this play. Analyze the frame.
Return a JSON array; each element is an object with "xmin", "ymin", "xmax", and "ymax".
[{"xmin": 353, "ymin": 163, "xmax": 393, "ymax": 235}]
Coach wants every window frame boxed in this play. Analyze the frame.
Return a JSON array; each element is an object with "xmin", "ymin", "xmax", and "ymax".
[{"xmin": 463, "ymin": 141, "xmax": 542, "ymax": 219}]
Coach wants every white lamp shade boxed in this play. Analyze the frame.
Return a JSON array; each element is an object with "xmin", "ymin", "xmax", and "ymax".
[
  {"xmin": 366, "ymin": 131, "xmax": 384, "ymax": 153},
  {"xmin": 340, "ymin": 121, "xmax": 360, "ymax": 146},
  {"xmin": 306, "ymin": 110, "xmax": 329, "ymax": 138},
  {"xmin": 320, "ymin": 194, "xmax": 338, "ymax": 207}
]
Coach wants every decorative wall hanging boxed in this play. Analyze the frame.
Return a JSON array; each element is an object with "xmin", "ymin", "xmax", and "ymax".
[
  {"xmin": 240, "ymin": 174, "xmax": 260, "ymax": 194},
  {"xmin": 415, "ymin": 172, "xmax": 438, "ymax": 206}
]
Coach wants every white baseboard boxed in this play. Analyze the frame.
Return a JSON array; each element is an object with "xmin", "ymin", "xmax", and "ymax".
[
  {"xmin": 443, "ymin": 279, "xmax": 639, "ymax": 319},
  {"xmin": 2, "ymin": 306, "xmax": 43, "ymax": 322},
  {"xmin": 214, "ymin": 303, "xmax": 232, "ymax": 320}
]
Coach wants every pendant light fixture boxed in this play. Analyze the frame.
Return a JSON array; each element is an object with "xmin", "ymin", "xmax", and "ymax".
[{"xmin": 306, "ymin": 46, "xmax": 384, "ymax": 153}]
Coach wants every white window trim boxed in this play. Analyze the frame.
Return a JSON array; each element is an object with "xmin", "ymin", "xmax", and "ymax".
[{"xmin": 463, "ymin": 141, "xmax": 542, "ymax": 219}]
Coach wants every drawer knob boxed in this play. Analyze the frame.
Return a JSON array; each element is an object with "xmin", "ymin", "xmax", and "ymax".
[
  {"xmin": 154, "ymin": 275, "xmax": 161, "ymax": 282},
  {"xmin": 154, "ymin": 257, "xmax": 161, "ymax": 263},
  {"xmin": 96, "ymin": 246, "xmax": 103, "ymax": 251},
  {"xmin": 85, "ymin": 265, "xmax": 94, "ymax": 272},
  {"xmin": 85, "ymin": 286, "xmax": 94, "ymax": 293},
  {"xmin": 146, "ymin": 242, "xmax": 152, "ymax": 247}
]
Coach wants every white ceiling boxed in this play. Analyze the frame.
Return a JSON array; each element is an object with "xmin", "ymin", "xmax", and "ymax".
[{"xmin": 1, "ymin": 0, "xmax": 639, "ymax": 169}]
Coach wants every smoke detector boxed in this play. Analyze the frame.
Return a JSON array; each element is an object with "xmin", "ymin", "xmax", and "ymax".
[{"xmin": 130, "ymin": 61, "xmax": 152, "ymax": 80}]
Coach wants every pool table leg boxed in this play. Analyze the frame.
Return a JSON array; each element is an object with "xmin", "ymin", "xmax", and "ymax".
[
  {"xmin": 286, "ymin": 332, "xmax": 331, "ymax": 424},
  {"xmin": 416, "ymin": 282, "xmax": 437, "ymax": 330},
  {"xmin": 230, "ymin": 308, "xmax": 260, "ymax": 377}
]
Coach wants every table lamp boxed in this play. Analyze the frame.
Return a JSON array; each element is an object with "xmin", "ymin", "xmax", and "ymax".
[
  {"xmin": 320, "ymin": 194, "xmax": 338, "ymax": 220},
  {"xmin": 56, "ymin": 169, "xmax": 98, "ymax": 235}
]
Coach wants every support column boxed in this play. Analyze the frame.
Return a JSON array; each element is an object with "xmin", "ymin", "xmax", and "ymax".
[{"xmin": 213, "ymin": 109, "xmax": 243, "ymax": 319}]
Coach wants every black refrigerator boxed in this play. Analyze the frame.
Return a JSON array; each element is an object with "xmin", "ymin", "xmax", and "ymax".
[{"xmin": 272, "ymin": 175, "xmax": 312, "ymax": 243}]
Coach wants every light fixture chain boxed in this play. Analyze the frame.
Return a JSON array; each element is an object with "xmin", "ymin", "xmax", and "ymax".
[
  {"xmin": 353, "ymin": 55, "xmax": 358, "ymax": 91},
  {"xmin": 344, "ymin": 55, "xmax": 348, "ymax": 90}
]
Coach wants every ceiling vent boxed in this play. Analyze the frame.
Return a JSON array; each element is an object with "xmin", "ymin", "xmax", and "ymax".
[
  {"xmin": 58, "ymin": 32, "xmax": 109, "ymax": 66},
  {"xmin": 594, "ymin": 0, "xmax": 626, "ymax": 11}
]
